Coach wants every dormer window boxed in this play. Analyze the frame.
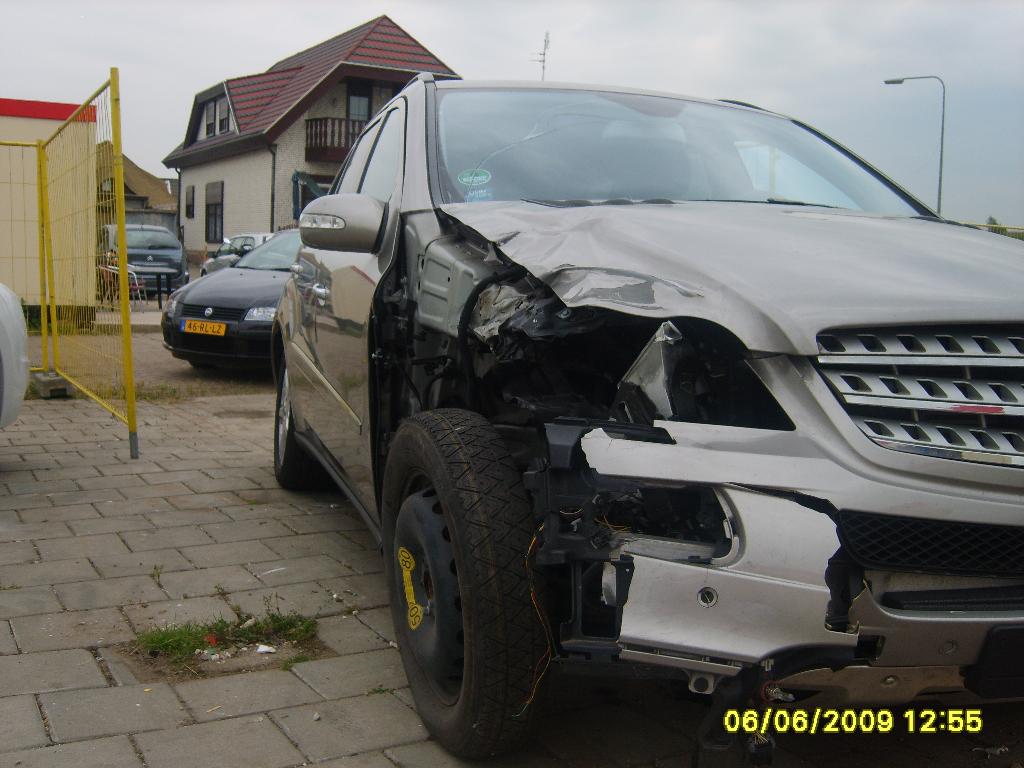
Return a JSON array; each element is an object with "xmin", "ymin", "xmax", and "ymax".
[
  {"xmin": 217, "ymin": 98, "xmax": 230, "ymax": 133},
  {"xmin": 199, "ymin": 97, "xmax": 231, "ymax": 141}
]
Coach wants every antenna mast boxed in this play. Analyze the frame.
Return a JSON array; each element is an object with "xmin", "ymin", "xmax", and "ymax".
[{"xmin": 532, "ymin": 31, "xmax": 550, "ymax": 80}]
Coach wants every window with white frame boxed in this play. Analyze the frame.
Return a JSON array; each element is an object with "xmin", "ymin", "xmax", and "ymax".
[
  {"xmin": 217, "ymin": 98, "xmax": 230, "ymax": 133},
  {"xmin": 204, "ymin": 102, "xmax": 216, "ymax": 137}
]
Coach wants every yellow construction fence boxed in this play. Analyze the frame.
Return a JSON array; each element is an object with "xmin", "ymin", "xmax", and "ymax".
[{"xmin": 0, "ymin": 68, "xmax": 138, "ymax": 457}]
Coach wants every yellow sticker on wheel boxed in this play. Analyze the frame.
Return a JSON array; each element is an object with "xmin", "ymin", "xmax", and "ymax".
[{"xmin": 398, "ymin": 546, "xmax": 424, "ymax": 630}]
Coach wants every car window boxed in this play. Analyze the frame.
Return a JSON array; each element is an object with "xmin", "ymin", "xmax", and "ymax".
[
  {"xmin": 334, "ymin": 122, "xmax": 381, "ymax": 194},
  {"xmin": 435, "ymin": 89, "xmax": 918, "ymax": 216},
  {"xmin": 736, "ymin": 143, "xmax": 858, "ymax": 209},
  {"xmin": 234, "ymin": 231, "xmax": 302, "ymax": 271},
  {"xmin": 359, "ymin": 107, "xmax": 405, "ymax": 202},
  {"xmin": 124, "ymin": 228, "xmax": 180, "ymax": 249}
]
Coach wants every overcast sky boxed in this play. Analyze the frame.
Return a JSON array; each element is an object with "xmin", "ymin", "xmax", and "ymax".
[{"xmin": 2, "ymin": 0, "xmax": 1021, "ymax": 223}]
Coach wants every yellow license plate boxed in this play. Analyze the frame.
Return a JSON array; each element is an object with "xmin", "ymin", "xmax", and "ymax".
[{"xmin": 181, "ymin": 319, "xmax": 227, "ymax": 336}]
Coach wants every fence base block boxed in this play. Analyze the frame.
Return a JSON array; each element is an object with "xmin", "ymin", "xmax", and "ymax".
[{"xmin": 31, "ymin": 371, "xmax": 70, "ymax": 399}]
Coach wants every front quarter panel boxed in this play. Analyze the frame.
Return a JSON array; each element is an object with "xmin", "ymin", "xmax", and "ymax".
[{"xmin": 275, "ymin": 273, "xmax": 316, "ymax": 432}]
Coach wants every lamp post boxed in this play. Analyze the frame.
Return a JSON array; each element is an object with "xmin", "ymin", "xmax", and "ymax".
[{"xmin": 884, "ymin": 75, "xmax": 946, "ymax": 216}]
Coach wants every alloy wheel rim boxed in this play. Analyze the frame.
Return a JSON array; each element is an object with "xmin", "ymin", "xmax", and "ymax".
[{"xmin": 277, "ymin": 371, "xmax": 290, "ymax": 465}]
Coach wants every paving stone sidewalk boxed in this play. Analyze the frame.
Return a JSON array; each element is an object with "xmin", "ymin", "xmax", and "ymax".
[{"xmin": 1, "ymin": 395, "xmax": 1020, "ymax": 768}]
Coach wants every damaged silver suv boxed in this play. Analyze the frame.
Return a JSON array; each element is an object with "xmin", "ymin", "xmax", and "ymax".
[{"xmin": 272, "ymin": 76, "xmax": 1024, "ymax": 762}]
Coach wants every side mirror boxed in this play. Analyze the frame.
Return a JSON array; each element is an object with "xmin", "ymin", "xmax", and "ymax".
[{"xmin": 299, "ymin": 193, "xmax": 385, "ymax": 252}]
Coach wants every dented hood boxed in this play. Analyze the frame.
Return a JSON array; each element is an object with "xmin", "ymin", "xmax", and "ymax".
[{"xmin": 441, "ymin": 201, "xmax": 1024, "ymax": 355}]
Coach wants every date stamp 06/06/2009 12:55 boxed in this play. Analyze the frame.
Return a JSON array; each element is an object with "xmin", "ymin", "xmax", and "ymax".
[{"xmin": 723, "ymin": 708, "xmax": 984, "ymax": 736}]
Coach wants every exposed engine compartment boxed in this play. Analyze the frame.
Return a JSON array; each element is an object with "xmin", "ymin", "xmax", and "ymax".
[
  {"xmin": 369, "ymin": 226, "xmax": 816, "ymax": 675},
  {"xmin": 463, "ymin": 277, "xmax": 794, "ymax": 440}
]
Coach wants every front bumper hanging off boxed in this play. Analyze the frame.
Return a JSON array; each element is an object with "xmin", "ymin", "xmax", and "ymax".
[{"xmin": 537, "ymin": 418, "xmax": 1024, "ymax": 704}]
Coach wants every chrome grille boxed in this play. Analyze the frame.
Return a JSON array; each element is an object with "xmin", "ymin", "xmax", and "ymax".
[
  {"xmin": 818, "ymin": 328, "xmax": 1024, "ymax": 367},
  {"xmin": 181, "ymin": 304, "xmax": 245, "ymax": 322},
  {"xmin": 817, "ymin": 325, "xmax": 1024, "ymax": 468}
]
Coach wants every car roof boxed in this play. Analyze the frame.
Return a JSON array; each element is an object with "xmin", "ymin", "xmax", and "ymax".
[
  {"xmin": 432, "ymin": 79, "xmax": 779, "ymax": 117},
  {"xmin": 123, "ymin": 224, "xmax": 173, "ymax": 232}
]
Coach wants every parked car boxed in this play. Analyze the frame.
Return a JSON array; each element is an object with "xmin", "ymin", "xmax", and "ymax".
[
  {"xmin": 272, "ymin": 77, "xmax": 1024, "ymax": 764},
  {"xmin": 201, "ymin": 233, "xmax": 274, "ymax": 276},
  {"xmin": 102, "ymin": 224, "xmax": 188, "ymax": 292},
  {"xmin": 0, "ymin": 283, "xmax": 29, "ymax": 428},
  {"xmin": 162, "ymin": 231, "xmax": 300, "ymax": 368}
]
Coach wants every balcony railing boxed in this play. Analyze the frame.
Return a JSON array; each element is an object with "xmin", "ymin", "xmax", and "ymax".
[{"xmin": 305, "ymin": 117, "xmax": 367, "ymax": 163}]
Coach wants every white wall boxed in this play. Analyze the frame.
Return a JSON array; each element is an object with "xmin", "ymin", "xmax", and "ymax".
[
  {"xmin": 0, "ymin": 145, "xmax": 40, "ymax": 303},
  {"xmin": 0, "ymin": 114, "xmax": 61, "ymax": 143},
  {"xmin": 179, "ymin": 150, "xmax": 272, "ymax": 253}
]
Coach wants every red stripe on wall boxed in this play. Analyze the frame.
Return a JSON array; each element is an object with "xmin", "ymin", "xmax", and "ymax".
[{"xmin": 0, "ymin": 97, "xmax": 95, "ymax": 121}]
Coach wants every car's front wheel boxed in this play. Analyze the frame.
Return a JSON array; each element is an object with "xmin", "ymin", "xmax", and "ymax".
[
  {"xmin": 381, "ymin": 409, "xmax": 547, "ymax": 758},
  {"xmin": 274, "ymin": 360, "xmax": 329, "ymax": 489}
]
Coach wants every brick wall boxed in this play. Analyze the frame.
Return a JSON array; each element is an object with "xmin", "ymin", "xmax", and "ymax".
[{"xmin": 272, "ymin": 117, "xmax": 338, "ymax": 229}]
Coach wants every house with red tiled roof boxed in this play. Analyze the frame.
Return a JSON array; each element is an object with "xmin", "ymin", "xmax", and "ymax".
[{"xmin": 163, "ymin": 15, "xmax": 456, "ymax": 256}]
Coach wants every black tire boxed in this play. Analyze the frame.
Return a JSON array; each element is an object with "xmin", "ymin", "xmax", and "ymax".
[
  {"xmin": 274, "ymin": 360, "xmax": 329, "ymax": 490},
  {"xmin": 381, "ymin": 409, "xmax": 547, "ymax": 758}
]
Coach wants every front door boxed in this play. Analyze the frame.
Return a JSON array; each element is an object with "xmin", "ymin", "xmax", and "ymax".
[
  {"xmin": 305, "ymin": 102, "xmax": 406, "ymax": 510},
  {"xmin": 289, "ymin": 120, "xmax": 379, "ymax": 452}
]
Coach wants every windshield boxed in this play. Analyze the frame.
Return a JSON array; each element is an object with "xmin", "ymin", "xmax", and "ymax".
[
  {"xmin": 234, "ymin": 231, "xmax": 300, "ymax": 270},
  {"xmin": 435, "ymin": 89, "xmax": 920, "ymax": 216},
  {"xmin": 124, "ymin": 228, "xmax": 180, "ymax": 249}
]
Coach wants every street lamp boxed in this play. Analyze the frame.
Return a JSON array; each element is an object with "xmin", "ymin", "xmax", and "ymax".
[{"xmin": 884, "ymin": 75, "xmax": 946, "ymax": 216}]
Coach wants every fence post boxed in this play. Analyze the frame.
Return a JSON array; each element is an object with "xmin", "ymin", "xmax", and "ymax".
[
  {"xmin": 34, "ymin": 141, "xmax": 50, "ymax": 371},
  {"xmin": 109, "ymin": 67, "xmax": 139, "ymax": 459},
  {"xmin": 38, "ymin": 135, "xmax": 59, "ymax": 371}
]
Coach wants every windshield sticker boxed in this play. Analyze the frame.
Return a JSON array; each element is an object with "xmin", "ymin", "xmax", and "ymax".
[
  {"xmin": 465, "ymin": 187, "xmax": 494, "ymax": 203},
  {"xmin": 457, "ymin": 168, "xmax": 492, "ymax": 186}
]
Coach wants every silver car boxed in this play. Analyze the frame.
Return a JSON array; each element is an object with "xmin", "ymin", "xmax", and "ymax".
[
  {"xmin": 201, "ymin": 232, "xmax": 274, "ymax": 276},
  {"xmin": 0, "ymin": 283, "xmax": 28, "ymax": 428},
  {"xmin": 272, "ymin": 77, "xmax": 1024, "ymax": 763}
]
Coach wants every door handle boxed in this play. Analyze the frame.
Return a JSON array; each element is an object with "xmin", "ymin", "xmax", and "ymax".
[
  {"xmin": 311, "ymin": 284, "xmax": 330, "ymax": 305},
  {"xmin": 289, "ymin": 263, "xmax": 303, "ymax": 274}
]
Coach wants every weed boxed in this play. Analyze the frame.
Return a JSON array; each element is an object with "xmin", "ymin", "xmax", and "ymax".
[
  {"xmin": 150, "ymin": 564, "xmax": 163, "ymax": 588},
  {"xmin": 262, "ymin": 592, "xmax": 281, "ymax": 615},
  {"xmin": 281, "ymin": 653, "xmax": 311, "ymax": 672},
  {"xmin": 134, "ymin": 612, "xmax": 317, "ymax": 665},
  {"xmin": 367, "ymin": 686, "xmax": 396, "ymax": 696}
]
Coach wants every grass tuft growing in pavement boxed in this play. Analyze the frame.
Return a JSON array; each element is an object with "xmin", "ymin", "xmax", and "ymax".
[
  {"xmin": 135, "ymin": 612, "xmax": 317, "ymax": 664},
  {"xmin": 280, "ymin": 653, "xmax": 312, "ymax": 672}
]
